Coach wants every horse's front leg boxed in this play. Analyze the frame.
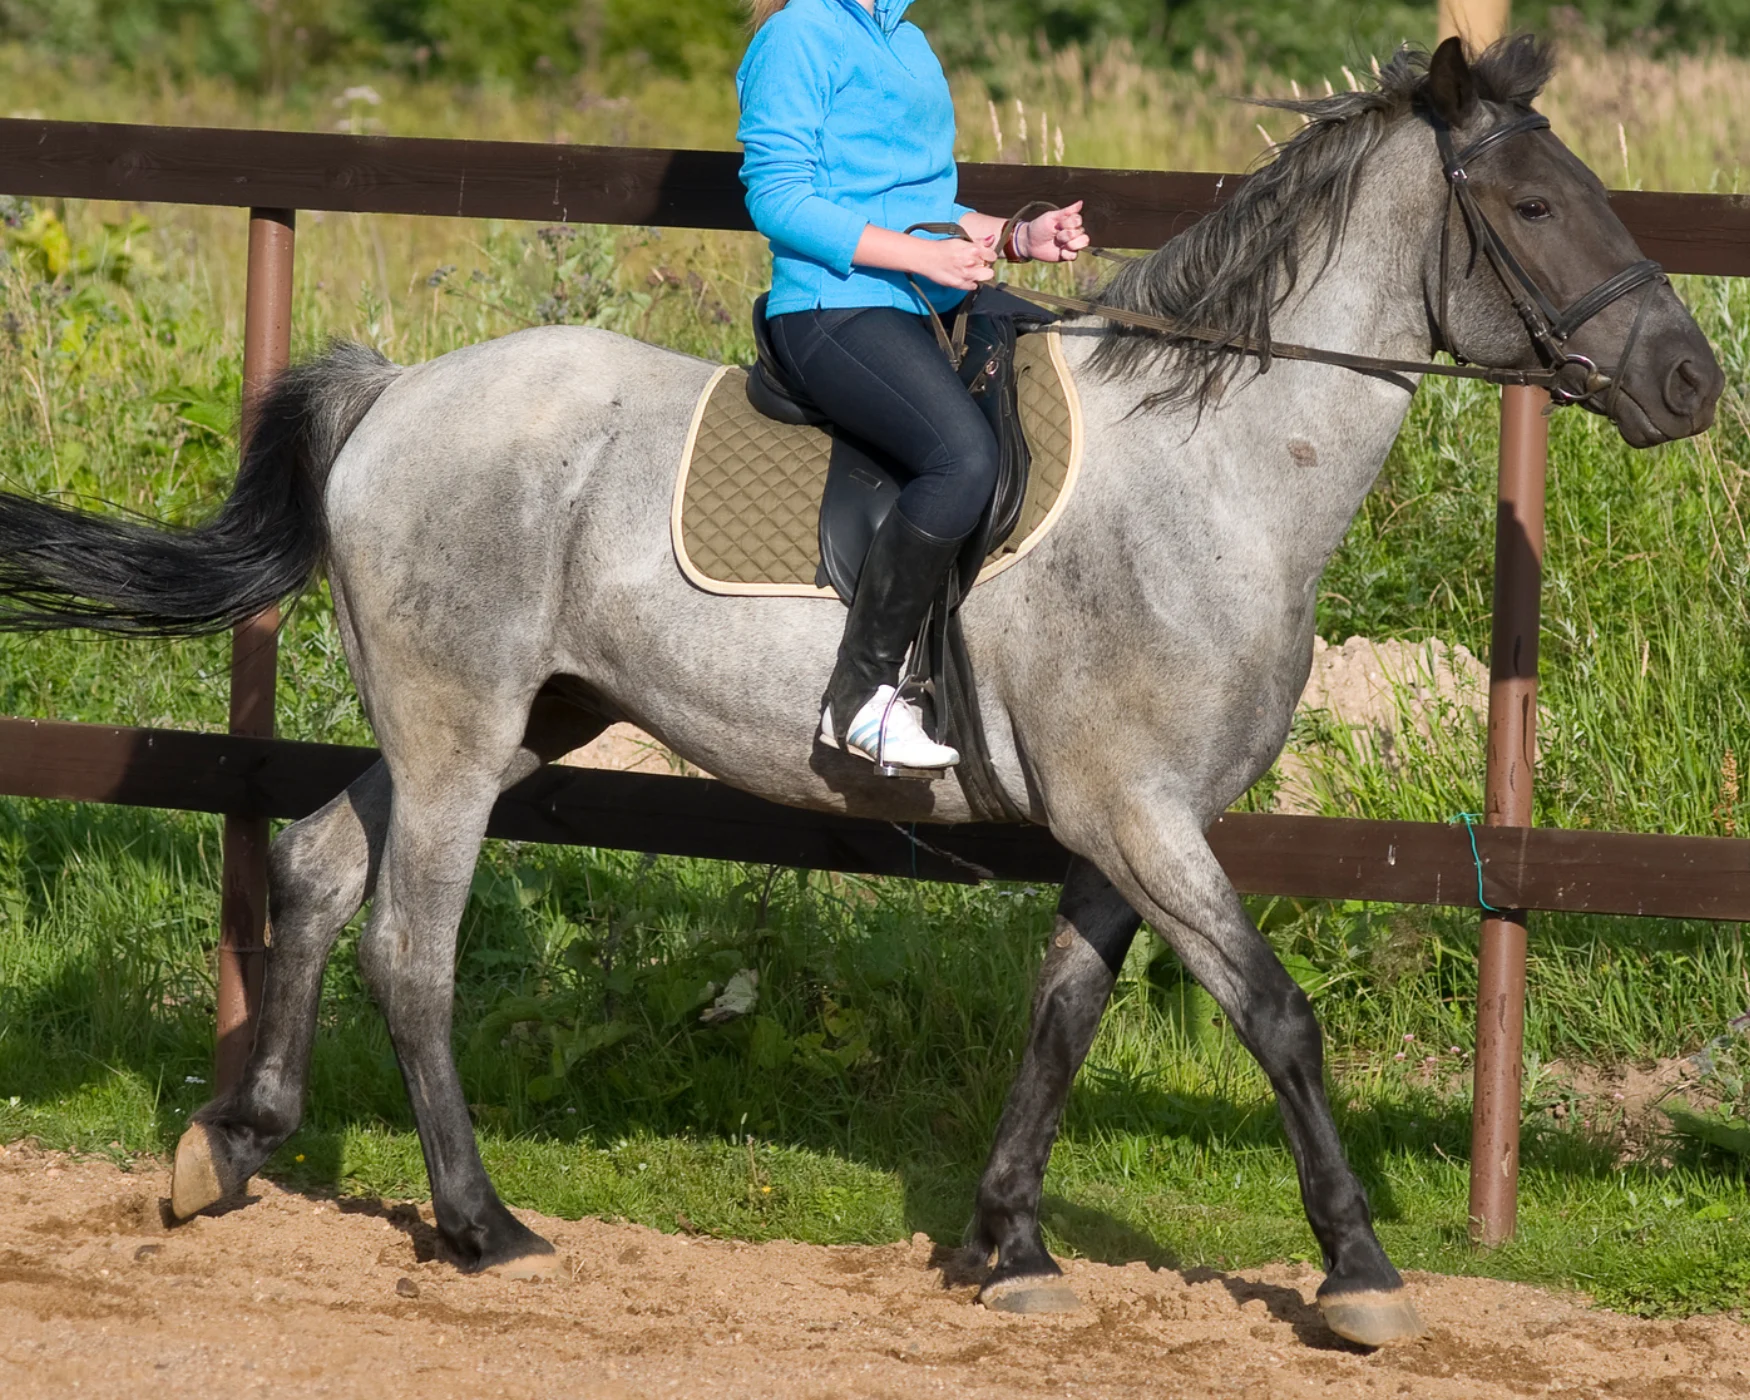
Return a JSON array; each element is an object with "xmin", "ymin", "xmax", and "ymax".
[
  {"xmin": 1087, "ymin": 798, "xmax": 1423, "ymax": 1347},
  {"xmin": 969, "ymin": 857, "xmax": 1141, "ymax": 1312}
]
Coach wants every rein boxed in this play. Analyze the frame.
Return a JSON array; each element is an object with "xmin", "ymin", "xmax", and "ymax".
[
  {"xmin": 903, "ymin": 202, "xmax": 1058, "ymax": 368},
  {"xmin": 993, "ymin": 284, "xmax": 1571, "ymax": 390},
  {"xmin": 952, "ymin": 111, "xmax": 1666, "ymax": 405}
]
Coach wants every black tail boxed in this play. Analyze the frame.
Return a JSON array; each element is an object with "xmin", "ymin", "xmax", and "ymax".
[{"xmin": 0, "ymin": 342, "xmax": 401, "ymax": 636}]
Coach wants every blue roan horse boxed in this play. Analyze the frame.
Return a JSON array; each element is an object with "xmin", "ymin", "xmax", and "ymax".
[{"xmin": 0, "ymin": 40, "xmax": 1720, "ymax": 1346}]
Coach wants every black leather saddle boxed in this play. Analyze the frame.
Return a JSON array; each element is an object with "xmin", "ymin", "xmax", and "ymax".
[{"xmin": 747, "ymin": 288, "xmax": 1055, "ymax": 604}]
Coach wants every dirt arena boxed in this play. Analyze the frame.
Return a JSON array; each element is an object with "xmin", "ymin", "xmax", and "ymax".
[{"xmin": 3, "ymin": 1145, "xmax": 1746, "ymax": 1399}]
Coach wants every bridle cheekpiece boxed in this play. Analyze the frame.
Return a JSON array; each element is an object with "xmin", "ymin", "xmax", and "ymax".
[{"xmin": 1432, "ymin": 109, "xmax": 1666, "ymax": 409}]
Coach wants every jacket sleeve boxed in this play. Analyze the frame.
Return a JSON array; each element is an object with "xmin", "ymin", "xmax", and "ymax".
[{"xmin": 736, "ymin": 18, "xmax": 869, "ymax": 277}]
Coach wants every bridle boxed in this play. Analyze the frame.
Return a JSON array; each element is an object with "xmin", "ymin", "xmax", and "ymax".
[
  {"xmin": 1431, "ymin": 110, "xmax": 1665, "ymax": 408},
  {"xmin": 989, "ymin": 107, "xmax": 1667, "ymax": 408}
]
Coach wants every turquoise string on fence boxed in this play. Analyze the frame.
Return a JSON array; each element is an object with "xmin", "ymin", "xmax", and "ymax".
[{"xmin": 1451, "ymin": 811, "xmax": 1502, "ymax": 914}]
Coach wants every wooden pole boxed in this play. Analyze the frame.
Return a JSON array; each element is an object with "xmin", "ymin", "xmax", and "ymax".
[
  {"xmin": 1468, "ymin": 384, "xmax": 1547, "ymax": 1245},
  {"xmin": 1452, "ymin": 0, "xmax": 1529, "ymax": 1243},
  {"xmin": 1438, "ymin": 0, "xmax": 1510, "ymax": 46},
  {"xmin": 1446, "ymin": 0, "xmax": 1528, "ymax": 1252},
  {"xmin": 214, "ymin": 208, "xmax": 295, "ymax": 1094}
]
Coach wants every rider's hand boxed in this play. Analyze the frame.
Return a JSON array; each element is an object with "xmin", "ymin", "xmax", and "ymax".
[
  {"xmin": 910, "ymin": 234, "xmax": 997, "ymax": 290},
  {"xmin": 1018, "ymin": 201, "xmax": 1090, "ymax": 263}
]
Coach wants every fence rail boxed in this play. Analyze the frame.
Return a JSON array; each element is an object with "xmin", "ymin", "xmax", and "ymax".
[
  {"xmin": 4, "ymin": 715, "xmax": 1747, "ymax": 920},
  {"xmin": 1, "ymin": 119, "xmax": 1748, "ymax": 275}
]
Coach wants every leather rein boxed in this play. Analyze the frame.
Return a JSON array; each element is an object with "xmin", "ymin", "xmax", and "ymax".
[{"xmin": 923, "ymin": 112, "xmax": 1666, "ymax": 406}]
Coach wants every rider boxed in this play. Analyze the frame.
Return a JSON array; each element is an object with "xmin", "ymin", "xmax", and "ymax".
[{"xmin": 737, "ymin": 0, "xmax": 1088, "ymax": 773}]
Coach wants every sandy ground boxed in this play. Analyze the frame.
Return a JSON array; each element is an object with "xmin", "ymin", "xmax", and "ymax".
[{"xmin": 3, "ymin": 1146, "xmax": 1747, "ymax": 1399}]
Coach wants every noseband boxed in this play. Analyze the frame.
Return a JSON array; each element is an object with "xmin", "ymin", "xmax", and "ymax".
[{"xmin": 1433, "ymin": 111, "xmax": 1666, "ymax": 408}]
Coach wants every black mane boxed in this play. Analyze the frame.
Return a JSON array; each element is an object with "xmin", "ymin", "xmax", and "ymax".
[{"xmin": 1090, "ymin": 35, "xmax": 1557, "ymax": 414}]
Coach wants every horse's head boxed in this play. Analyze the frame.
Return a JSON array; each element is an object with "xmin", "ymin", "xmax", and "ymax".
[{"xmin": 1417, "ymin": 36, "xmax": 1722, "ymax": 446}]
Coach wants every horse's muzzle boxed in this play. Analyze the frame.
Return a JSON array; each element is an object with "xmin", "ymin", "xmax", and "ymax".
[{"xmin": 1609, "ymin": 320, "xmax": 1723, "ymax": 447}]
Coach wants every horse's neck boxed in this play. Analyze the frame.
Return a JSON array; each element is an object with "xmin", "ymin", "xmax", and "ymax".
[
  {"xmin": 1073, "ymin": 136, "xmax": 1440, "ymax": 582},
  {"xmin": 1267, "ymin": 138, "xmax": 1439, "ymax": 372}
]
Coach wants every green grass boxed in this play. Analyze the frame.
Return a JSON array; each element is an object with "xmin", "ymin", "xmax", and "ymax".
[
  {"xmin": 1, "ymin": 48, "xmax": 1749, "ymax": 1321},
  {"xmin": 1309, "ymin": 272, "xmax": 1750, "ymax": 841}
]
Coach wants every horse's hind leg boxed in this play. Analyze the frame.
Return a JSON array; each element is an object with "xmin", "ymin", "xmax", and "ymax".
[
  {"xmin": 171, "ymin": 764, "xmax": 390, "ymax": 1219},
  {"xmin": 970, "ymin": 858, "xmax": 1140, "ymax": 1313},
  {"xmin": 345, "ymin": 690, "xmax": 603, "ymax": 1275},
  {"xmin": 354, "ymin": 742, "xmax": 559, "ymax": 1275},
  {"xmin": 170, "ymin": 693, "xmax": 604, "ymax": 1223}
]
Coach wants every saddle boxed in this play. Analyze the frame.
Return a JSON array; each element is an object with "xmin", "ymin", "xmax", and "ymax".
[
  {"xmin": 746, "ymin": 285, "xmax": 1053, "ymax": 604},
  {"xmin": 672, "ymin": 327, "xmax": 1080, "ymax": 598},
  {"xmin": 742, "ymin": 287, "xmax": 1054, "ymax": 820}
]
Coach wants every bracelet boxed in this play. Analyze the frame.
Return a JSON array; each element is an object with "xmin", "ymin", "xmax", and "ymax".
[{"xmin": 1001, "ymin": 222, "xmax": 1026, "ymax": 262}]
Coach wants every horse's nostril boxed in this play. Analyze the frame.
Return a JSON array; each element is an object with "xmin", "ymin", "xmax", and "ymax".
[{"xmin": 1663, "ymin": 359, "xmax": 1705, "ymax": 416}]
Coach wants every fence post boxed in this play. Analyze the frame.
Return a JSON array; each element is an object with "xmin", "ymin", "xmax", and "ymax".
[
  {"xmin": 214, "ymin": 208, "xmax": 296, "ymax": 1094},
  {"xmin": 1438, "ymin": 0, "xmax": 1510, "ymax": 46},
  {"xmin": 1467, "ymin": 382, "xmax": 1547, "ymax": 1246}
]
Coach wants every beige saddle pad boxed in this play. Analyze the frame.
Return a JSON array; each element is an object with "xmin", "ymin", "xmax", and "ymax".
[{"xmin": 671, "ymin": 330, "xmax": 1084, "ymax": 598}]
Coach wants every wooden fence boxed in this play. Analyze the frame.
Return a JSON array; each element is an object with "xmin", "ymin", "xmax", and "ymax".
[{"xmin": 2, "ymin": 118, "xmax": 1747, "ymax": 1246}]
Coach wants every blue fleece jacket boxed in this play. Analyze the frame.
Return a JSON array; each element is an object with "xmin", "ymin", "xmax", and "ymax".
[{"xmin": 736, "ymin": 0, "xmax": 973, "ymax": 316}]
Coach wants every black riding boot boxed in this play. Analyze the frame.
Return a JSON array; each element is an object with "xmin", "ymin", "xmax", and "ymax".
[{"xmin": 820, "ymin": 508, "xmax": 967, "ymax": 747}]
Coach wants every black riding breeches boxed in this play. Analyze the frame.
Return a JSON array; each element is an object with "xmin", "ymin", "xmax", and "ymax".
[{"xmin": 767, "ymin": 305, "xmax": 999, "ymax": 542}]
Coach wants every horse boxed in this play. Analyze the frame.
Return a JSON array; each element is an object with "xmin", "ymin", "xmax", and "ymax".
[{"xmin": 0, "ymin": 38, "xmax": 1720, "ymax": 1347}]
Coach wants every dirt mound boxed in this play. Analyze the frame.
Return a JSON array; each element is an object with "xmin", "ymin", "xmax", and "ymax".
[
  {"xmin": 1538, "ymin": 1054, "xmax": 1728, "ymax": 1165},
  {"xmin": 3, "ymin": 1147, "xmax": 1747, "ymax": 1398},
  {"xmin": 559, "ymin": 722, "xmax": 705, "ymax": 777},
  {"xmin": 1276, "ymin": 635, "xmax": 1488, "ymax": 814}
]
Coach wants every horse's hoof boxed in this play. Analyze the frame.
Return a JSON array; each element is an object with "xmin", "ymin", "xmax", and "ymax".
[
  {"xmin": 1319, "ymin": 1289, "xmax": 1425, "ymax": 1347},
  {"xmin": 978, "ymin": 1274, "xmax": 1082, "ymax": 1314},
  {"xmin": 483, "ymin": 1247, "xmax": 562, "ymax": 1282},
  {"xmin": 169, "ymin": 1122, "xmax": 226, "ymax": 1220}
]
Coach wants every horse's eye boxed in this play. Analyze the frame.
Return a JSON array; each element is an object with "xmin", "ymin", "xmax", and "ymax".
[{"xmin": 1515, "ymin": 198, "xmax": 1552, "ymax": 221}]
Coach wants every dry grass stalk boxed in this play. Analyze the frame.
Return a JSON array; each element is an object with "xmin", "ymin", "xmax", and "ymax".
[{"xmin": 1719, "ymin": 748, "xmax": 1740, "ymax": 836}]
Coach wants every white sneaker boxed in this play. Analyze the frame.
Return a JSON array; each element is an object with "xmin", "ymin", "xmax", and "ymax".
[{"xmin": 820, "ymin": 684, "xmax": 960, "ymax": 772}]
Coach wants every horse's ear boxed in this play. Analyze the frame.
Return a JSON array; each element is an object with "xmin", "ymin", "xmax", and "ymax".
[{"xmin": 1426, "ymin": 36, "xmax": 1479, "ymax": 126}]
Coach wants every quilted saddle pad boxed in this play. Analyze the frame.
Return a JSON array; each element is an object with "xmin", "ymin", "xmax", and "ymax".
[{"xmin": 671, "ymin": 330, "xmax": 1084, "ymax": 598}]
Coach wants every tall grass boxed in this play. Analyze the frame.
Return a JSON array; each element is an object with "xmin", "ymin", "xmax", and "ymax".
[{"xmin": 0, "ymin": 41, "xmax": 1748, "ymax": 1315}]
